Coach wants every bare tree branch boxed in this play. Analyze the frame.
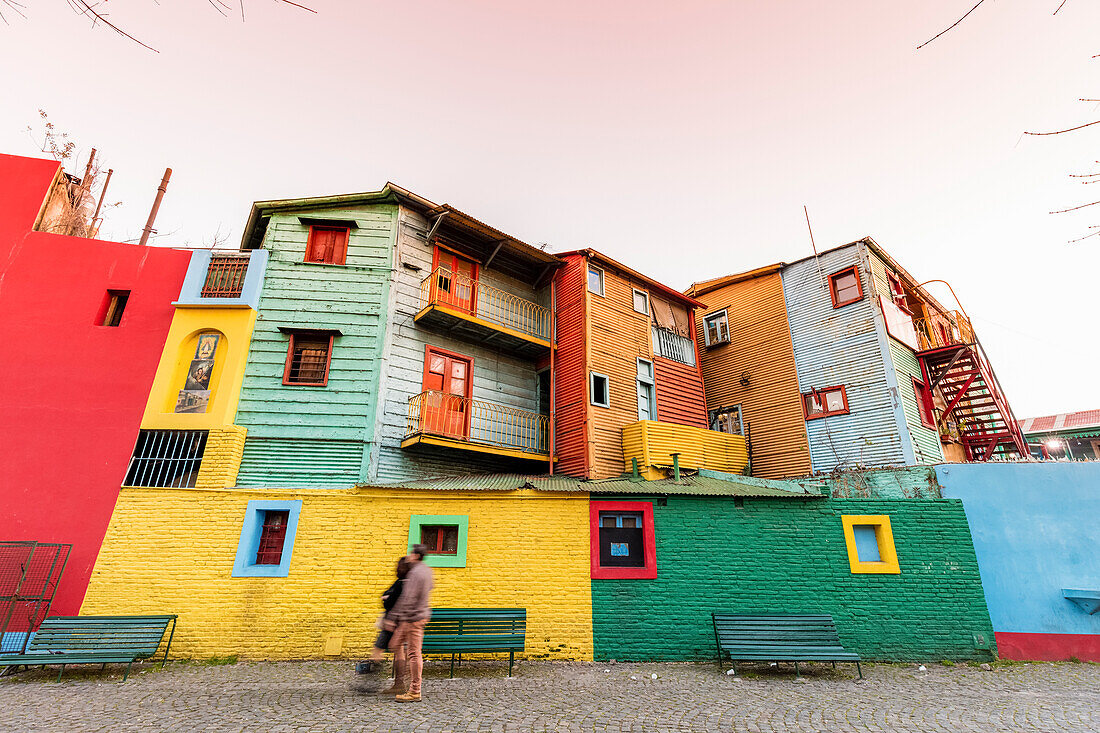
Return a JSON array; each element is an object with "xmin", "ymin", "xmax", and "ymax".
[
  {"xmin": 1050, "ymin": 200, "xmax": 1100, "ymax": 214},
  {"xmin": 1053, "ymin": 0, "xmax": 1069, "ymax": 15},
  {"xmin": 917, "ymin": 0, "xmax": 985, "ymax": 50},
  {"xmin": 1024, "ymin": 119, "xmax": 1100, "ymax": 136},
  {"xmin": 68, "ymin": 0, "xmax": 159, "ymax": 52}
]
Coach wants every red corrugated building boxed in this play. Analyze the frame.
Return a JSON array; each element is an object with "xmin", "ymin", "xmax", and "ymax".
[
  {"xmin": 0, "ymin": 153, "xmax": 192, "ymax": 615},
  {"xmin": 551, "ymin": 249, "xmax": 747, "ymax": 480}
]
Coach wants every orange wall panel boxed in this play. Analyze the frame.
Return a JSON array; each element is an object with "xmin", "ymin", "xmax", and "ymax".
[
  {"xmin": 694, "ymin": 272, "xmax": 812, "ymax": 478},
  {"xmin": 552, "ymin": 256, "xmax": 590, "ymax": 477}
]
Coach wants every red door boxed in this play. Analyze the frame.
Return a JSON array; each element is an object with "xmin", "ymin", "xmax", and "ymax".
[
  {"xmin": 432, "ymin": 249, "xmax": 478, "ymax": 315},
  {"xmin": 421, "ymin": 349, "xmax": 472, "ymax": 439}
]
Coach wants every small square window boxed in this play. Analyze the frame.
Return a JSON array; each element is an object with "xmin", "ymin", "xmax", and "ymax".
[
  {"xmin": 841, "ymin": 515, "xmax": 900, "ymax": 574},
  {"xmin": 588, "ymin": 266, "xmax": 605, "ymax": 296},
  {"xmin": 828, "ymin": 266, "xmax": 863, "ymax": 308},
  {"xmin": 305, "ymin": 226, "xmax": 349, "ymax": 265},
  {"xmin": 420, "ymin": 524, "xmax": 460, "ymax": 555},
  {"xmin": 590, "ymin": 501, "xmax": 657, "ymax": 579},
  {"xmin": 913, "ymin": 378, "xmax": 936, "ymax": 429},
  {"xmin": 709, "ymin": 406, "xmax": 744, "ymax": 436},
  {"xmin": 703, "ymin": 310, "xmax": 729, "ymax": 346},
  {"xmin": 232, "ymin": 500, "xmax": 302, "ymax": 578},
  {"xmin": 408, "ymin": 515, "xmax": 468, "ymax": 568},
  {"xmin": 803, "ymin": 386, "xmax": 849, "ymax": 420},
  {"xmin": 283, "ymin": 332, "xmax": 333, "ymax": 386},
  {"xmin": 100, "ymin": 290, "xmax": 130, "ymax": 327},
  {"xmin": 590, "ymin": 372, "xmax": 610, "ymax": 408},
  {"xmin": 632, "ymin": 289, "xmax": 649, "ymax": 314}
]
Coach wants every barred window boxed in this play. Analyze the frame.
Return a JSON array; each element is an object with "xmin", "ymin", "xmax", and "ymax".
[
  {"xmin": 123, "ymin": 430, "xmax": 207, "ymax": 488},
  {"xmin": 283, "ymin": 332, "xmax": 333, "ymax": 386},
  {"xmin": 255, "ymin": 511, "xmax": 291, "ymax": 565}
]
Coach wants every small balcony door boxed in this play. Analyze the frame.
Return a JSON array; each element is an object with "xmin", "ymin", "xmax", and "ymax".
[
  {"xmin": 432, "ymin": 247, "xmax": 479, "ymax": 315},
  {"xmin": 421, "ymin": 347, "xmax": 472, "ymax": 439}
]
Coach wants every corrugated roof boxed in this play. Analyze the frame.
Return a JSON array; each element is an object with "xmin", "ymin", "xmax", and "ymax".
[
  {"xmin": 1020, "ymin": 409, "xmax": 1100, "ymax": 434},
  {"xmin": 362, "ymin": 470, "xmax": 821, "ymax": 498}
]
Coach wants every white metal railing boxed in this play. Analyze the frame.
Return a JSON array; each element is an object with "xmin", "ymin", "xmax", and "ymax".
[
  {"xmin": 419, "ymin": 267, "xmax": 551, "ymax": 342},
  {"xmin": 405, "ymin": 391, "xmax": 549, "ymax": 456},
  {"xmin": 652, "ymin": 326, "xmax": 696, "ymax": 366}
]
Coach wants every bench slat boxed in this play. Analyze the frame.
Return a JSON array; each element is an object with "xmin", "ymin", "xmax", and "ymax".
[{"xmin": 712, "ymin": 612, "xmax": 861, "ymax": 677}]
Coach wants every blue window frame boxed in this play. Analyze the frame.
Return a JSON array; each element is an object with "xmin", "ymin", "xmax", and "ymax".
[{"xmin": 232, "ymin": 500, "xmax": 302, "ymax": 578}]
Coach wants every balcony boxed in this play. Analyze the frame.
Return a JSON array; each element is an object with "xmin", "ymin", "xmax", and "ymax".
[
  {"xmin": 913, "ymin": 310, "xmax": 976, "ymax": 352},
  {"xmin": 415, "ymin": 267, "xmax": 552, "ymax": 358},
  {"xmin": 200, "ymin": 254, "xmax": 250, "ymax": 298},
  {"xmin": 622, "ymin": 420, "xmax": 749, "ymax": 480},
  {"xmin": 651, "ymin": 326, "xmax": 696, "ymax": 367},
  {"xmin": 402, "ymin": 390, "xmax": 551, "ymax": 462}
]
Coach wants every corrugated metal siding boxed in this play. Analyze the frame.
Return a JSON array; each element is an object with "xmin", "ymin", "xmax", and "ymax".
[
  {"xmin": 654, "ymin": 357, "xmax": 708, "ymax": 428},
  {"xmin": 587, "ymin": 263, "xmax": 658, "ymax": 478},
  {"xmin": 782, "ymin": 244, "xmax": 907, "ymax": 472},
  {"xmin": 621, "ymin": 420, "xmax": 749, "ymax": 475},
  {"xmin": 552, "ymin": 255, "xmax": 590, "ymax": 478},
  {"xmin": 234, "ymin": 207, "xmax": 395, "ymax": 484},
  {"xmin": 867, "ymin": 252, "xmax": 945, "ymax": 464},
  {"xmin": 236, "ymin": 438, "xmax": 363, "ymax": 487},
  {"xmin": 372, "ymin": 207, "xmax": 548, "ymax": 483},
  {"xmin": 693, "ymin": 272, "xmax": 812, "ymax": 478}
]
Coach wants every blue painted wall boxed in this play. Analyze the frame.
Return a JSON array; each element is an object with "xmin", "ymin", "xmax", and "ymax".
[
  {"xmin": 938, "ymin": 462, "xmax": 1100, "ymax": 636},
  {"xmin": 781, "ymin": 243, "xmax": 911, "ymax": 471}
]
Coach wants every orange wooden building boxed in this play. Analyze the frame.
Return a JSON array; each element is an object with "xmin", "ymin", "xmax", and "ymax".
[{"xmin": 552, "ymin": 249, "xmax": 748, "ymax": 480}]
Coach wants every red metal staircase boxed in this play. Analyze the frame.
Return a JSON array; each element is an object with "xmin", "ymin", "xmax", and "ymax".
[{"xmin": 916, "ymin": 313, "xmax": 1028, "ymax": 461}]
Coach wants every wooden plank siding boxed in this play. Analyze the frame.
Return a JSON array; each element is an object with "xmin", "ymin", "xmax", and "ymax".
[
  {"xmin": 235, "ymin": 207, "xmax": 395, "ymax": 486},
  {"xmin": 781, "ymin": 243, "xmax": 910, "ymax": 472},
  {"xmin": 369, "ymin": 206, "xmax": 550, "ymax": 483},
  {"xmin": 866, "ymin": 251, "xmax": 945, "ymax": 464},
  {"xmin": 551, "ymin": 256, "xmax": 590, "ymax": 478},
  {"xmin": 691, "ymin": 271, "xmax": 812, "ymax": 478}
]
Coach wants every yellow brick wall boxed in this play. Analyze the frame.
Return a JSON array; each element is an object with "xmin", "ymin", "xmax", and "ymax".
[
  {"xmin": 194, "ymin": 425, "xmax": 247, "ymax": 490},
  {"xmin": 81, "ymin": 486, "xmax": 594, "ymax": 661}
]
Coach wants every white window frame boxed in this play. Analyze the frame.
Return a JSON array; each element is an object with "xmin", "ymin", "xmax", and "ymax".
[
  {"xmin": 588, "ymin": 266, "xmax": 605, "ymax": 297},
  {"xmin": 632, "ymin": 288, "xmax": 649, "ymax": 315},
  {"xmin": 703, "ymin": 309, "xmax": 730, "ymax": 346},
  {"xmin": 590, "ymin": 371, "xmax": 610, "ymax": 408},
  {"xmin": 636, "ymin": 358, "xmax": 656, "ymax": 420}
]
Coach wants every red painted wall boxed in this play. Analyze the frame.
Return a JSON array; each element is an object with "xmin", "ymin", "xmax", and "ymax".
[
  {"xmin": 0, "ymin": 153, "xmax": 191, "ymax": 615},
  {"xmin": 654, "ymin": 357, "xmax": 708, "ymax": 429},
  {"xmin": 995, "ymin": 632, "xmax": 1100, "ymax": 662},
  {"xmin": 552, "ymin": 254, "xmax": 589, "ymax": 478}
]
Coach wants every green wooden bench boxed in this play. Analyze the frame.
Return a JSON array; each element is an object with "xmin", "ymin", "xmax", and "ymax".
[
  {"xmin": 421, "ymin": 608, "xmax": 526, "ymax": 677},
  {"xmin": 0, "ymin": 615, "xmax": 177, "ymax": 682},
  {"xmin": 712, "ymin": 613, "xmax": 862, "ymax": 679}
]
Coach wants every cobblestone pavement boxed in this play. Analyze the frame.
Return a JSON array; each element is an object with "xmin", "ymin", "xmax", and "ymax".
[{"xmin": 1, "ymin": 658, "xmax": 1098, "ymax": 732}]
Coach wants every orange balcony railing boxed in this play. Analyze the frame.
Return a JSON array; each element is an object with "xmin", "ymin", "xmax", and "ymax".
[
  {"xmin": 419, "ymin": 267, "xmax": 551, "ymax": 342},
  {"xmin": 200, "ymin": 254, "xmax": 250, "ymax": 298},
  {"xmin": 404, "ymin": 390, "xmax": 550, "ymax": 456},
  {"xmin": 914, "ymin": 310, "xmax": 975, "ymax": 351}
]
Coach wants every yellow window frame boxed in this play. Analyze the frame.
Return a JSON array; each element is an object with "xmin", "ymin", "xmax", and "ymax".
[{"xmin": 841, "ymin": 515, "xmax": 900, "ymax": 574}]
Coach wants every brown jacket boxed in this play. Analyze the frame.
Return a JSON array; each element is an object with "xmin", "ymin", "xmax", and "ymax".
[{"xmin": 389, "ymin": 560, "xmax": 433, "ymax": 623}]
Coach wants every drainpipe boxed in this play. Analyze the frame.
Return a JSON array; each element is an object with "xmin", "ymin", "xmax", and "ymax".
[{"xmin": 549, "ymin": 278, "xmax": 556, "ymax": 476}]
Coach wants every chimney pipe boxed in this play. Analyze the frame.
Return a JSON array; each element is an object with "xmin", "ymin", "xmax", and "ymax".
[{"xmin": 138, "ymin": 167, "xmax": 172, "ymax": 247}]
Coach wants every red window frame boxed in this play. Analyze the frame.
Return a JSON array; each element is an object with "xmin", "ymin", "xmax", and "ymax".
[
  {"xmin": 420, "ymin": 524, "xmax": 460, "ymax": 555},
  {"xmin": 828, "ymin": 266, "xmax": 864, "ymax": 309},
  {"xmin": 802, "ymin": 385, "xmax": 850, "ymax": 420},
  {"xmin": 282, "ymin": 332, "xmax": 335, "ymax": 386},
  {"xmin": 255, "ymin": 510, "xmax": 290, "ymax": 565},
  {"xmin": 589, "ymin": 500, "xmax": 657, "ymax": 580},
  {"xmin": 304, "ymin": 226, "xmax": 349, "ymax": 265},
  {"xmin": 912, "ymin": 377, "xmax": 936, "ymax": 429}
]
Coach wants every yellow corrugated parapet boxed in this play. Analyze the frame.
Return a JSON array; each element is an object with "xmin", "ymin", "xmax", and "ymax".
[{"xmin": 622, "ymin": 420, "xmax": 748, "ymax": 478}]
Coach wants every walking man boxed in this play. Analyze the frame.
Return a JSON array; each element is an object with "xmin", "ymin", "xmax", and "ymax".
[{"xmin": 384, "ymin": 543, "xmax": 434, "ymax": 702}]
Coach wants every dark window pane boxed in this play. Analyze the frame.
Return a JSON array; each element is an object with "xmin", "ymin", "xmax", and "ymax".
[{"xmin": 598, "ymin": 527, "xmax": 645, "ymax": 567}]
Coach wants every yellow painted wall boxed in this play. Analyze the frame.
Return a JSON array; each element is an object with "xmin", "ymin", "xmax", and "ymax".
[
  {"xmin": 141, "ymin": 306, "xmax": 257, "ymax": 430},
  {"xmin": 81, "ymin": 486, "xmax": 594, "ymax": 661}
]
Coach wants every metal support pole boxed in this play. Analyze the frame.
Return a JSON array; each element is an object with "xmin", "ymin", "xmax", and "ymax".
[{"xmin": 138, "ymin": 168, "xmax": 172, "ymax": 247}]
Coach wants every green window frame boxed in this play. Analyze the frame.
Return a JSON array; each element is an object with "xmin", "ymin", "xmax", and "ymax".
[{"xmin": 408, "ymin": 514, "xmax": 469, "ymax": 568}]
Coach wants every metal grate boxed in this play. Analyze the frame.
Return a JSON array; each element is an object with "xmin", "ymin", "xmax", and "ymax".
[
  {"xmin": 0, "ymin": 542, "xmax": 71, "ymax": 654},
  {"xmin": 652, "ymin": 326, "xmax": 696, "ymax": 366},
  {"xmin": 286, "ymin": 338, "xmax": 330, "ymax": 384},
  {"xmin": 255, "ymin": 511, "xmax": 289, "ymax": 565},
  {"xmin": 200, "ymin": 255, "xmax": 249, "ymax": 298},
  {"xmin": 123, "ymin": 430, "xmax": 208, "ymax": 488}
]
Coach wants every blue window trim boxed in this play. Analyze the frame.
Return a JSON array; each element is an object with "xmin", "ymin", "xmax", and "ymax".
[{"xmin": 232, "ymin": 499, "xmax": 302, "ymax": 578}]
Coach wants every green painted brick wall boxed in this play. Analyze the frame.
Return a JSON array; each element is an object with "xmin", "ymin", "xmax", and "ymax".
[{"xmin": 592, "ymin": 496, "xmax": 995, "ymax": 662}]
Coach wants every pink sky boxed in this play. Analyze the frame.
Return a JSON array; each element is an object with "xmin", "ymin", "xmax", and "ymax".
[{"xmin": 2, "ymin": 1, "xmax": 1098, "ymax": 419}]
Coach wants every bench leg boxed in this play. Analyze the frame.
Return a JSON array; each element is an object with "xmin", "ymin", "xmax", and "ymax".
[
  {"xmin": 856, "ymin": 662, "xmax": 863, "ymax": 680},
  {"xmin": 508, "ymin": 651, "xmax": 514, "ymax": 678},
  {"xmin": 832, "ymin": 662, "xmax": 836, "ymax": 670},
  {"xmin": 449, "ymin": 653, "xmax": 455, "ymax": 679},
  {"xmin": 793, "ymin": 661, "xmax": 800, "ymax": 679},
  {"xmin": 101, "ymin": 663, "xmax": 107, "ymax": 671},
  {"xmin": 56, "ymin": 665, "xmax": 64, "ymax": 683},
  {"xmin": 123, "ymin": 661, "xmax": 132, "ymax": 682},
  {"xmin": 458, "ymin": 653, "xmax": 462, "ymax": 668}
]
